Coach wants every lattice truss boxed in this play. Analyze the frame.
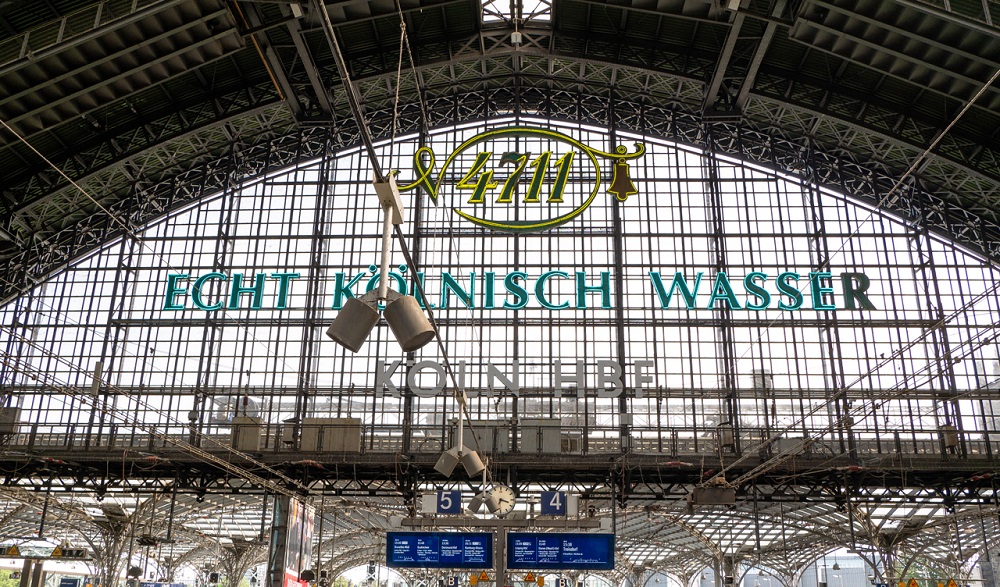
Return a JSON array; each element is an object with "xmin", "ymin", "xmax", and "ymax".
[
  {"xmin": 3, "ymin": 34, "xmax": 1000, "ymax": 304},
  {"xmin": 2, "ymin": 0, "xmax": 1000, "ymax": 584},
  {"xmin": 3, "ymin": 118, "xmax": 1000, "ymax": 586}
]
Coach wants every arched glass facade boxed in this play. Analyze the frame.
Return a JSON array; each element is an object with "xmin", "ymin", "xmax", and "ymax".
[{"xmin": 2, "ymin": 118, "xmax": 999, "ymax": 578}]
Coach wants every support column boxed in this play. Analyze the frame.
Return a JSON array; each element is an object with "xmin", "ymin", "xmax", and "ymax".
[
  {"xmin": 267, "ymin": 495, "xmax": 290, "ymax": 587},
  {"xmin": 29, "ymin": 561, "xmax": 44, "ymax": 587},
  {"xmin": 18, "ymin": 559, "xmax": 32, "ymax": 587},
  {"xmin": 983, "ymin": 545, "xmax": 998, "ymax": 587},
  {"xmin": 703, "ymin": 135, "xmax": 740, "ymax": 456},
  {"xmin": 609, "ymin": 100, "xmax": 632, "ymax": 454}
]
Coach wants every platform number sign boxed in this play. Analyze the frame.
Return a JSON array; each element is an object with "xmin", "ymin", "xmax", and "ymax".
[
  {"xmin": 540, "ymin": 491, "xmax": 567, "ymax": 515},
  {"xmin": 448, "ymin": 578, "xmax": 460, "ymax": 587},
  {"xmin": 438, "ymin": 490, "xmax": 463, "ymax": 514}
]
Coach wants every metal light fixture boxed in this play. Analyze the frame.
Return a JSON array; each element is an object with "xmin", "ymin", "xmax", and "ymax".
[
  {"xmin": 326, "ymin": 175, "xmax": 435, "ymax": 353},
  {"xmin": 434, "ymin": 389, "xmax": 485, "ymax": 478}
]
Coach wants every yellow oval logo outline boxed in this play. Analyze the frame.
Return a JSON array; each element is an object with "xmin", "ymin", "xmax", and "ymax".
[{"xmin": 398, "ymin": 127, "xmax": 644, "ymax": 233}]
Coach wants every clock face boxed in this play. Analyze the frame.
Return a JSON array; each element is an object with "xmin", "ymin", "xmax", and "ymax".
[{"xmin": 488, "ymin": 484, "xmax": 516, "ymax": 516}]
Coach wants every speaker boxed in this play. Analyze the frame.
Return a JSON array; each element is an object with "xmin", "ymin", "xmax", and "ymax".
[
  {"xmin": 434, "ymin": 447, "xmax": 461, "ymax": 477},
  {"xmin": 461, "ymin": 449, "xmax": 486, "ymax": 477},
  {"xmin": 384, "ymin": 296, "xmax": 435, "ymax": 352},
  {"xmin": 326, "ymin": 297, "xmax": 379, "ymax": 353}
]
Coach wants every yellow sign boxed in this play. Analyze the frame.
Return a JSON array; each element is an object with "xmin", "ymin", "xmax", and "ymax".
[
  {"xmin": 525, "ymin": 574, "xmax": 535, "ymax": 583},
  {"xmin": 5, "ymin": 546, "xmax": 19, "ymax": 556},
  {"xmin": 51, "ymin": 546, "xmax": 63, "ymax": 557},
  {"xmin": 399, "ymin": 127, "xmax": 646, "ymax": 233},
  {"xmin": 948, "ymin": 580, "xmax": 957, "ymax": 587},
  {"xmin": 537, "ymin": 578, "xmax": 544, "ymax": 587},
  {"xmin": 470, "ymin": 577, "xmax": 478, "ymax": 586},
  {"xmin": 479, "ymin": 573, "xmax": 491, "ymax": 582},
  {"xmin": 909, "ymin": 579, "xmax": 919, "ymax": 587}
]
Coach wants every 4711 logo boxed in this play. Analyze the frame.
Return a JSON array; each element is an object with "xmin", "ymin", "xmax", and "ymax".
[{"xmin": 397, "ymin": 127, "xmax": 645, "ymax": 232}]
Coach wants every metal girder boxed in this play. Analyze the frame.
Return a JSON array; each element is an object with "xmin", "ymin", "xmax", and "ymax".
[
  {"xmin": 232, "ymin": 0, "xmax": 305, "ymax": 118},
  {"xmin": 702, "ymin": 8, "xmax": 746, "ymax": 112},
  {"xmin": 2, "ymin": 22, "xmax": 1000, "ymax": 304},
  {"xmin": 791, "ymin": 3, "xmax": 1000, "ymax": 110},
  {"xmin": 0, "ymin": 0, "xmax": 199, "ymax": 77},
  {"xmin": 3, "ymin": 78, "xmax": 1000, "ymax": 306},
  {"xmin": 285, "ymin": 13, "xmax": 335, "ymax": 115},
  {"xmin": 734, "ymin": 0, "xmax": 787, "ymax": 110},
  {"xmin": 895, "ymin": 0, "xmax": 996, "ymax": 28}
]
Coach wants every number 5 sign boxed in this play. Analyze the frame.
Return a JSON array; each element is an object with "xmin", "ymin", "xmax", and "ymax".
[
  {"xmin": 437, "ymin": 490, "xmax": 462, "ymax": 514},
  {"xmin": 540, "ymin": 491, "xmax": 567, "ymax": 515}
]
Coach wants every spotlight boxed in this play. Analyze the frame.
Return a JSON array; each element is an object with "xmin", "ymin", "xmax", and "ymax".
[
  {"xmin": 326, "ymin": 292, "xmax": 380, "ymax": 353},
  {"xmin": 384, "ymin": 295, "xmax": 436, "ymax": 351},
  {"xmin": 434, "ymin": 446, "xmax": 485, "ymax": 478},
  {"xmin": 460, "ymin": 449, "xmax": 485, "ymax": 477},
  {"xmin": 467, "ymin": 491, "xmax": 485, "ymax": 514},
  {"xmin": 325, "ymin": 176, "xmax": 436, "ymax": 353},
  {"xmin": 434, "ymin": 447, "xmax": 461, "ymax": 478}
]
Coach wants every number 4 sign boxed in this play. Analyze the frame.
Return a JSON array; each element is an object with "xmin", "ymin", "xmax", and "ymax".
[{"xmin": 540, "ymin": 491, "xmax": 567, "ymax": 515}]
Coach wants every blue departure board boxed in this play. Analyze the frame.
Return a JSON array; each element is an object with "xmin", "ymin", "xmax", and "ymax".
[
  {"xmin": 507, "ymin": 533, "xmax": 614, "ymax": 570},
  {"xmin": 386, "ymin": 532, "xmax": 493, "ymax": 568}
]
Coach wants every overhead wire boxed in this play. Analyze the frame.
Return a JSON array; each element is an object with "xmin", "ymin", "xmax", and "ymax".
[
  {"xmin": 734, "ymin": 63, "xmax": 1000, "ymax": 369},
  {"xmin": 711, "ymin": 281, "xmax": 999, "ymax": 488},
  {"xmin": 0, "ymin": 115, "xmax": 324, "ymax": 440},
  {"xmin": 0, "ymin": 327, "xmax": 309, "ymax": 500},
  {"xmin": 704, "ymin": 63, "xmax": 1000, "ymax": 488},
  {"xmin": 312, "ymin": 0, "xmax": 492, "ymax": 469}
]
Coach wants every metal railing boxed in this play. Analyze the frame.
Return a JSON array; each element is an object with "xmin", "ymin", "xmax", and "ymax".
[{"xmin": 4, "ymin": 422, "xmax": 998, "ymax": 461}]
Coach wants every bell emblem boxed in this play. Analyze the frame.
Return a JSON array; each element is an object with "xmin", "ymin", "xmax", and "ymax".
[{"xmin": 607, "ymin": 159, "xmax": 638, "ymax": 201}]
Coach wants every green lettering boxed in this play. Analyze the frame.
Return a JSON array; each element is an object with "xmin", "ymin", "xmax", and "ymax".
[
  {"xmin": 192, "ymin": 272, "xmax": 226, "ymax": 311},
  {"xmin": 776, "ymin": 272, "xmax": 803, "ymax": 310},
  {"xmin": 707, "ymin": 272, "xmax": 742, "ymax": 309},
  {"xmin": 536, "ymin": 271, "xmax": 570, "ymax": 310},
  {"xmin": 163, "ymin": 274, "xmax": 190, "ymax": 311},
  {"xmin": 810, "ymin": 271, "xmax": 835, "ymax": 311},
  {"xmin": 576, "ymin": 271, "xmax": 611, "ymax": 309},
  {"xmin": 228, "ymin": 273, "xmax": 267, "ymax": 310},
  {"xmin": 440, "ymin": 272, "xmax": 476, "ymax": 309},
  {"xmin": 503, "ymin": 272, "xmax": 529, "ymax": 309},
  {"xmin": 841, "ymin": 272, "xmax": 876, "ymax": 310},
  {"xmin": 331, "ymin": 272, "xmax": 364, "ymax": 309},
  {"xmin": 649, "ymin": 271, "xmax": 703, "ymax": 310},
  {"xmin": 270, "ymin": 272, "xmax": 300, "ymax": 310},
  {"xmin": 744, "ymin": 272, "xmax": 770, "ymax": 311}
]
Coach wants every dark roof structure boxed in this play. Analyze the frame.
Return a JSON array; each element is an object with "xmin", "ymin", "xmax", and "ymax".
[{"xmin": 1, "ymin": 0, "xmax": 999, "ymax": 304}]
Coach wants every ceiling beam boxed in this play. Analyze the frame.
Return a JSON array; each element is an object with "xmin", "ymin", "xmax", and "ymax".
[
  {"xmin": 232, "ymin": 0, "xmax": 306, "ymax": 119},
  {"xmin": 734, "ymin": 0, "xmax": 787, "ymax": 110},
  {"xmin": 286, "ymin": 14, "xmax": 335, "ymax": 115},
  {"xmin": 702, "ymin": 9, "xmax": 745, "ymax": 111}
]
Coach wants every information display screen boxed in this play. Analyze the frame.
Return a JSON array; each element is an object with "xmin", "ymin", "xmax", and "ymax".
[
  {"xmin": 507, "ymin": 533, "xmax": 614, "ymax": 570},
  {"xmin": 386, "ymin": 532, "xmax": 493, "ymax": 568}
]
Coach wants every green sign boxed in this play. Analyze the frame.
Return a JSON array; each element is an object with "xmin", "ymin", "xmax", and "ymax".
[{"xmin": 398, "ymin": 127, "xmax": 645, "ymax": 232}]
